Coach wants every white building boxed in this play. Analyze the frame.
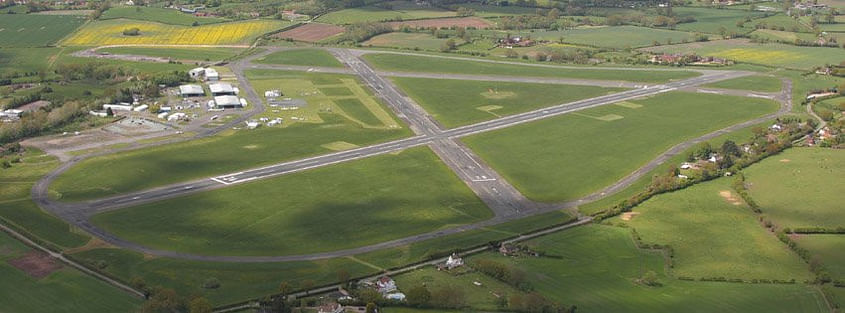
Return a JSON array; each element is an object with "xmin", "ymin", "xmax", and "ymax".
[
  {"xmin": 214, "ymin": 95, "xmax": 243, "ymax": 109},
  {"xmin": 205, "ymin": 68, "xmax": 219, "ymax": 81},
  {"xmin": 179, "ymin": 84, "xmax": 205, "ymax": 97},
  {"xmin": 89, "ymin": 110, "xmax": 108, "ymax": 117},
  {"xmin": 133, "ymin": 104, "xmax": 149, "ymax": 112},
  {"xmin": 245, "ymin": 120, "xmax": 260, "ymax": 129},
  {"xmin": 209, "ymin": 83, "xmax": 237, "ymax": 96},
  {"xmin": 2, "ymin": 109, "xmax": 23, "ymax": 118},
  {"xmin": 385, "ymin": 292, "xmax": 406, "ymax": 301},
  {"xmin": 376, "ymin": 276, "xmax": 397, "ymax": 294},
  {"xmin": 103, "ymin": 104, "xmax": 133, "ymax": 111},
  {"xmin": 444, "ymin": 253, "xmax": 464, "ymax": 269},
  {"xmin": 167, "ymin": 112, "xmax": 186, "ymax": 121},
  {"xmin": 157, "ymin": 112, "xmax": 169, "ymax": 119}
]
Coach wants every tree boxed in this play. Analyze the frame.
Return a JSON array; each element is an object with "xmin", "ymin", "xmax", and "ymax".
[
  {"xmin": 547, "ymin": 8, "xmax": 560, "ymax": 19},
  {"xmin": 279, "ymin": 281, "xmax": 292, "ymax": 297},
  {"xmin": 430, "ymin": 285, "xmax": 466, "ymax": 309},
  {"xmin": 301, "ymin": 279, "xmax": 315, "ymax": 294},
  {"xmin": 337, "ymin": 269, "xmax": 350, "ymax": 286},
  {"xmin": 406, "ymin": 285, "xmax": 432, "ymax": 307},
  {"xmin": 720, "ymin": 140, "xmax": 741, "ymax": 157},
  {"xmin": 365, "ymin": 302, "xmax": 377, "ymax": 313},
  {"xmin": 189, "ymin": 297, "xmax": 212, "ymax": 313},
  {"xmin": 141, "ymin": 288, "xmax": 187, "ymax": 313},
  {"xmin": 105, "ymin": 107, "xmax": 114, "ymax": 117}
]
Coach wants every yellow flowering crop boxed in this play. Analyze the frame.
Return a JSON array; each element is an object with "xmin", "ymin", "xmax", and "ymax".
[{"xmin": 62, "ymin": 19, "xmax": 287, "ymax": 46}]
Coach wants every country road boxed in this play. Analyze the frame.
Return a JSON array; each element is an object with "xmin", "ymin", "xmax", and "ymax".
[{"xmin": 30, "ymin": 46, "xmax": 791, "ymax": 263}]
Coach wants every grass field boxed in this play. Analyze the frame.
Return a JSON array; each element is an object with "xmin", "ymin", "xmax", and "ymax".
[
  {"xmin": 363, "ymin": 53, "xmax": 700, "ymax": 83},
  {"xmin": 253, "ymin": 48, "xmax": 343, "ymax": 67},
  {"xmin": 70, "ymin": 247, "xmax": 376, "ymax": 306},
  {"xmin": 621, "ymin": 178, "xmax": 811, "ymax": 281},
  {"xmin": 316, "ymin": 1, "xmax": 456, "ymax": 24},
  {"xmin": 672, "ymin": 7, "xmax": 764, "ymax": 34},
  {"xmin": 743, "ymin": 148, "xmax": 845, "ymax": 229},
  {"xmin": 393, "ymin": 77, "xmax": 624, "ymax": 127},
  {"xmin": 0, "ymin": 149, "xmax": 89, "ymax": 249},
  {"xmin": 752, "ymin": 14, "xmax": 813, "ymax": 33},
  {"xmin": 641, "ymin": 39, "xmax": 845, "ymax": 70},
  {"xmin": 98, "ymin": 46, "xmax": 244, "ymax": 61},
  {"xmin": 62, "ymin": 18, "xmax": 288, "ymax": 46},
  {"xmin": 463, "ymin": 92, "xmax": 778, "ymax": 203},
  {"xmin": 702, "ymin": 75, "xmax": 783, "ymax": 92},
  {"xmin": 91, "ymin": 147, "xmax": 492, "ymax": 256},
  {"xmin": 394, "ymin": 267, "xmax": 524, "ymax": 311},
  {"xmin": 0, "ymin": 14, "xmax": 86, "ymax": 47},
  {"xmin": 0, "ymin": 232, "xmax": 141, "ymax": 313},
  {"xmin": 363, "ymin": 32, "xmax": 464, "ymax": 50},
  {"xmin": 750, "ymin": 29, "xmax": 817, "ymax": 43},
  {"xmin": 101, "ymin": 6, "xmax": 229, "ymax": 25},
  {"xmin": 459, "ymin": 224, "xmax": 825, "ymax": 312},
  {"xmin": 500, "ymin": 25, "xmax": 702, "ymax": 49},
  {"xmin": 451, "ymin": 3, "xmax": 539, "ymax": 17},
  {"xmin": 0, "ymin": 47, "xmax": 61, "ymax": 77},
  {"xmin": 795, "ymin": 235, "xmax": 845, "ymax": 279}
]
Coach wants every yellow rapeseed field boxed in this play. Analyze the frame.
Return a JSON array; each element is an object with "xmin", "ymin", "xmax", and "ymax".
[
  {"xmin": 62, "ymin": 19, "xmax": 287, "ymax": 46},
  {"xmin": 715, "ymin": 48, "xmax": 802, "ymax": 65}
]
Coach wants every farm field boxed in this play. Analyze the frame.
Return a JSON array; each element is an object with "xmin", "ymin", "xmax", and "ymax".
[
  {"xmin": 253, "ymin": 48, "xmax": 344, "ymax": 67},
  {"xmin": 500, "ymin": 25, "xmax": 703, "ymax": 49},
  {"xmin": 462, "ymin": 225, "xmax": 825, "ymax": 312},
  {"xmin": 385, "ymin": 17, "xmax": 493, "ymax": 29},
  {"xmin": 750, "ymin": 29, "xmax": 817, "ymax": 43},
  {"xmin": 743, "ymin": 148, "xmax": 845, "ymax": 229},
  {"xmin": 0, "ymin": 149, "xmax": 89, "ymax": 249},
  {"xmin": 51, "ymin": 71, "xmax": 410, "ymax": 202},
  {"xmin": 641, "ymin": 39, "xmax": 845, "ymax": 70},
  {"xmin": 363, "ymin": 53, "xmax": 700, "ymax": 83},
  {"xmin": 463, "ymin": 92, "xmax": 779, "ymax": 202},
  {"xmin": 671, "ymin": 7, "xmax": 764, "ymax": 34},
  {"xmin": 90, "ymin": 147, "xmax": 493, "ymax": 256},
  {"xmin": 97, "ymin": 46, "xmax": 244, "ymax": 61},
  {"xmin": 450, "ymin": 3, "xmax": 539, "ymax": 17},
  {"xmin": 70, "ymin": 247, "xmax": 376, "ymax": 306},
  {"xmin": 363, "ymin": 32, "xmax": 465, "ymax": 50},
  {"xmin": 393, "ymin": 267, "xmax": 524, "ymax": 311},
  {"xmin": 702, "ymin": 74, "xmax": 783, "ymax": 92},
  {"xmin": 795, "ymin": 235, "xmax": 845, "ymax": 279},
  {"xmin": 273, "ymin": 23, "xmax": 344, "ymax": 42},
  {"xmin": 0, "ymin": 14, "xmax": 86, "ymax": 47},
  {"xmin": 0, "ymin": 232, "xmax": 141, "ymax": 313},
  {"xmin": 316, "ymin": 1, "xmax": 456, "ymax": 24},
  {"xmin": 0, "ymin": 47, "xmax": 61, "ymax": 77},
  {"xmin": 61, "ymin": 18, "xmax": 289, "ymax": 46},
  {"xmin": 392, "ymin": 77, "xmax": 625, "ymax": 127},
  {"xmin": 620, "ymin": 178, "xmax": 811, "ymax": 281},
  {"xmin": 100, "ymin": 6, "xmax": 229, "ymax": 25},
  {"xmin": 751, "ymin": 14, "xmax": 812, "ymax": 33}
]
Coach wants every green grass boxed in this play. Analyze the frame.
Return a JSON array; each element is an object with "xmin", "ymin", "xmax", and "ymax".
[
  {"xmin": 70, "ymin": 247, "xmax": 376, "ymax": 306},
  {"xmin": 0, "ymin": 47, "xmax": 61, "ymax": 76},
  {"xmin": 0, "ymin": 149, "xmax": 89, "ymax": 249},
  {"xmin": 363, "ymin": 32, "xmax": 464, "ymax": 50},
  {"xmin": 393, "ymin": 77, "xmax": 625, "ymax": 127},
  {"xmin": 796, "ymin": 235, "xmax": 845, "ymax": 279},
  {"xmin": 703, "ymin": 75, "xmax": 783, "ymax": 92},
  {"xmin": 642, "ymin": 39, "xmax": 845, "ymax": 70},
  {"xmin": 363, "ymin": 53, "xmax": 700, "ymax": 83},
  {"xmin": 90, "ymin": 147, "xmax": 493, "ymax": 256},
  {"xmin": 671, "ymin": 7, "xmax": 765, "ymax": 34},
  {"xmin": 316, "ymin": 1, "xmax": 455, "ymax": 24},
  {"xmin": 621, "ymin": 178, "xmax": 810, "ymax": 281},
  {"xmin": 464, "ymin": 224, "xmax": 825, "ymax": 312},
  {"xmin": 394, "ymin": 267, "xmax": 524, "ymax": 310},
  {"xmin": 452, "ymin": 3, "xmax": 539, "ymax": 17},
  {"xmin": 463, "ymin": 92, "xmax": 779, "ymax": 203},
  {"xmin": 0, "ymin": 14, "xmax": 86, "ymax": 47},
  {"xmin": 504, "ymin": 25, "xmax": 701, "ymax": 49},
  {"xmin": 750, "ymin": 29, "xmax": 817, "ymax": 43},
  {"xmin": 254, "ymin": 48, "xmax": 343, "ymax": 68},
  {"xmin": 100, "ymin": 6, "xmax": 229, "ymax": 26},
  {"xmin": 97, "ymin": 46, "xmax": 244, "ymax": 61},
  {"xmin": 744, "ymin": 148, "xmax": 845, "ymax": 229},
  {"xmin": 752, "ymin": 14, "xmax": 813, "ymax": 33},
  {"xmin": 0, "ymin": 232, "xmax": 141, "ymax": 313},
  {"xmin": 334, "ymin": 98, "xmax": 383, "ymax": 126}
]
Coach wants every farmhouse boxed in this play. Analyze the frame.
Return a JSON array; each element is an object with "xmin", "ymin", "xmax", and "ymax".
[
  {"xmin": 209, "ymin": 83, "xmax": 237, "ymax": 96},
  {"xmin": 180, "ymin": 84, "xmax": 205, "ymax": 97},
  {"xmin": 376, "ymin": 276, "xmax": 397, "ymax": 294},
  {"xmin": 213, "ymin": 95, "xmax": 244, "ymax": 109},
  {"xmin": 438, "ymin": 253, "xmax": 464, "ymax": 270}
]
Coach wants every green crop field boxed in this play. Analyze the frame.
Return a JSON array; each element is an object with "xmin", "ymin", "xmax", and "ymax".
[
  {"xmin": 70, "ymin": 247, "xmax": 376, "ymax": 306},
  {"xmin": 751, "ymin": 14, "xmax": 812, "ymax": 33},
  {"xmin": 743, "ymin": 148, "xmax": 845, "ymax": 229},
  {"xmin": 393, "ymin": 77, "xmax": 624, "ymax": 127},
  {"xmin": 458, "ymin": 225, "xmax": 825, "ymax": 312},
  {"xmin": 363, "ymin": 53, "xmax": 700, "ymax": 83},
  {"xmin": 363, "ymin": 32, "xmax": 464, "ymax": 50},
  {"xmin": 316, "ymin": 1, "xmax": 456, "ymax": 24},
  {"xmin": 253, "ymin": 48, "xmax": 343, "ymax": 67},
  {"xmin": 51, "ymin": 71, "xmax": 410, "ymax": 202},
  {"xmin": 97, "ymin": 46, "xmax": 244, "ymax": 61},
  {"xmin": 90, "ymin": 147, "xmax": 492, "ymax": 256},
  {"xmin": 463, "ymin": 92, "xmax": 778, "ymax": 203},
  {"xmin": 621, "ymin": 178, "xmax": 811, "ymax": 280},
  {"xmin": 750, "ymin": 29, "xmax": 817, "ymax": 43},
  {"xmin": 672, "ymin": 7, "xmax": 764, "ymax": 34},
  {"xmin": 795, "ymin": 235, "xmax": 845, "ymax": 279},
  {"xmin": 641, "ymin": 39, "xmax": 845, "ymax": 70},
  {"xmin": 100, "ymin": 6, "xmax": 229, "ymax": 25},
  {"xmin": 504, "ymin": 25, "xmax": 701, "ymax": 49},
  {"xmin": 0, "ymin": 14, "xmax": 86, "ymax": 47},
  {"xmin": 0, "ymin": 149, "xmax": 89, "ymax": 249},
  {"xmin": 703, "ymin": 75, "xmax": 783, "ymax": 92},
  {"xmin": 453, "ymin": 3, "xmax": 539, "ymax": 17},
  {"xmin": 0, "ymin": 232, "xmax": 141, "ymax": 313},
  {"xmin": 0, "ymin": 47, "xmax": 61, "ymax": 77}
]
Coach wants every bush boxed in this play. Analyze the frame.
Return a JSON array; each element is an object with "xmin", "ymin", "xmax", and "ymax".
[
  {"xmin": 202, "ymin": 277, "xmax": 221, "ymax": 289},
  {"xmin": 122, "ymin": 28, "xmax": 140, "ymax": 36}
]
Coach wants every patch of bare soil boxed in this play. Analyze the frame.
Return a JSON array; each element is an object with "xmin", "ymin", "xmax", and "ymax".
[
  {"xmin": 8, "ymin": 251, "xmax": 62, "ymax": 279},
  {"xmin": 621, "ymin": 212, "xmax": 640, "ymax": 221},
  {"xmin": 719, "ymin": 190, "xmax": 743, "ymax": 206}
]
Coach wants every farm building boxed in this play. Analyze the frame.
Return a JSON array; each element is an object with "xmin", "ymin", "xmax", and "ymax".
[
  {"xmin": 179, "ymin": 84, "xmax": 205, "ymax": 97},
  {"xmin": 376, "ymin": 276, "xmax": 397, "ymax": 294},
  {"xmin": 209, "ymin": 83, "xmax": 237, "ymax": 96},
  {"xmin": 103, "ymin": 104, "xmax": 134, "ymax": 111},
  {"xmin": 188, "ymin": 67, "xmax": 220, "ymax": 81},
  {"xmin": 213, "ymin": 95, "xmax": 244, "ymax": 109}
]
